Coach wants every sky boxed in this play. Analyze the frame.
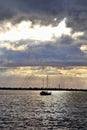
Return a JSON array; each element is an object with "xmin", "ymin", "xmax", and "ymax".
[
  {"xmin": 0, "ymin": 0, "xmax": 87, "ymax": 89},
  {"xmin": 0, "ymin": 0, "xmax": 87, "ymax": 66},
  {"xmin": 0, "ymin": 66, "xmax": 87, "ymax": 89}
]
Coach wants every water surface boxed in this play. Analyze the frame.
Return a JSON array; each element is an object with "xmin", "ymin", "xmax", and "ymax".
[{"xmin": 0, "ymin": 90, "xmax": 87, "ymax": 130}]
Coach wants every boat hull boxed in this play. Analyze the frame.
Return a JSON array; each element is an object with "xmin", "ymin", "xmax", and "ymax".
[{"xmin": 40, "ymin": 91, "xmax": 51, "ymax": 96}]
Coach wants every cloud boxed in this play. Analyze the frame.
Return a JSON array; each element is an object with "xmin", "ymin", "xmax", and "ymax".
[
  {"xmin": 0, "ymin": 0, "xmax": 66, "ymax": 21},
  {"xmin": 0, "ymin": 0, "xmax": 87, "ymax": 32},
  {"xmin": 0, "ymin": 37, "xmax": 87, "ymax": 66},
  {"xmin": 0, "ymin": 17, "xmax": 84, "ymax": 44},
  {"xmin": 0, "ymin": 0, "xmax": 87, "ymax": 66},
  {"xmin": 0, "ymin": 0, "xmax": 87, "ymax": 89},
  {"xmin": 80, "ymin": 45, "xmax": 87, "ymax": 54},
  {"xmin": 0, "ymin": 18, "xmax": 72, "ymax": 42},
  {"xmin": 0, "ymin": 66, "xmax": 87, "ymax": 89}
]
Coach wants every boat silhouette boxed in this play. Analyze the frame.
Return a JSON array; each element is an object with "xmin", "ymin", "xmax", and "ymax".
[
  {"xmin": 40, "ymin": 75, "xmax": 51, "ymax": 96},
  {"xmin": 40, "ymin": 90, "xmax": 51, "ymax": 95}
]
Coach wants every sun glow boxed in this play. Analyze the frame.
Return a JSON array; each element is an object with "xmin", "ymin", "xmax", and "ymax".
[
  {"xmin": 3, "ymin": 66, "xmax": 87, "ymax": 78},
  {"xmin": 0, "ymin": 18, "xmax": 72, "ymax": 42}
]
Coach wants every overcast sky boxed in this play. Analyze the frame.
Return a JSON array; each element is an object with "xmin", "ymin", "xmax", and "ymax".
[{"xmin": 0, "ymin": 0, "xmax": 87, "ymax": 66}]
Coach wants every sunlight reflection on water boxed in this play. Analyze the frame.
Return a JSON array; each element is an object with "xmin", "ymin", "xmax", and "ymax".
[{"xmin": 0, "ymin": 90, "xmax": 87, "ymax": 130}]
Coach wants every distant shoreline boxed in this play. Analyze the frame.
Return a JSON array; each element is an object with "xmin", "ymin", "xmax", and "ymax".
[{"xmin": 0, "ymin": 87, "xmax": 87, "ymax": 92}]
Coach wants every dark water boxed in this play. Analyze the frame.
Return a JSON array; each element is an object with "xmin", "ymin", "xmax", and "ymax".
[{"xmin": 0, "ymin": 91, "xmax": 87, "ymax": 130}]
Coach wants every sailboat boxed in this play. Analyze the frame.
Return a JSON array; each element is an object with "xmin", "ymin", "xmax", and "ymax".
[{"xmin": 40, "ymin": 75, "xmax": 51, "ymax": 96}]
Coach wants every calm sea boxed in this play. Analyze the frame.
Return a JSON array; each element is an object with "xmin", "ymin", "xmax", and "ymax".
[{"xmin": 0, "ymin": 90, "xmax": 87, "ymax": 130}]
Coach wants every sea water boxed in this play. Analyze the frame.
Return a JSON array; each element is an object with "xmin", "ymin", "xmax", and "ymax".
[{"xmin": 0, "ymin": 90, "xmax": 87, "ymax": 130}]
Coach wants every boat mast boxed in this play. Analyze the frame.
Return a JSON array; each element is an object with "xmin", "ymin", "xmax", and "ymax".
[
  {"xmin": 58, "ymin": 83, "xmax": 60, "ymax": 89},
  {"xmin": 42, "ymin": 78, "xmax": 44, "ymax": 88},
  {"xmin": 46, "ymin": 75, "xmax": 48, "ymax": 88}
]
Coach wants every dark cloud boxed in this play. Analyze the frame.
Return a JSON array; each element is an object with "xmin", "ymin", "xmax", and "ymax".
[
  {"xmin": 0, "ymin": 0, "xmax": 87, "ymax": 66},
  {"xmin": 0, "ymin": 0, "xmax": 66, "ymax": 22},
  {"xmin": 0, "ymin": 0, "xmax": 86, "ymax": 32},
  {"xmin": 0, "ymin": 38, "xmax": 87, "ymax": 66},
  {"xmin": 57, "ymin": 35, "xmax": 74, "ymax": 44}
]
